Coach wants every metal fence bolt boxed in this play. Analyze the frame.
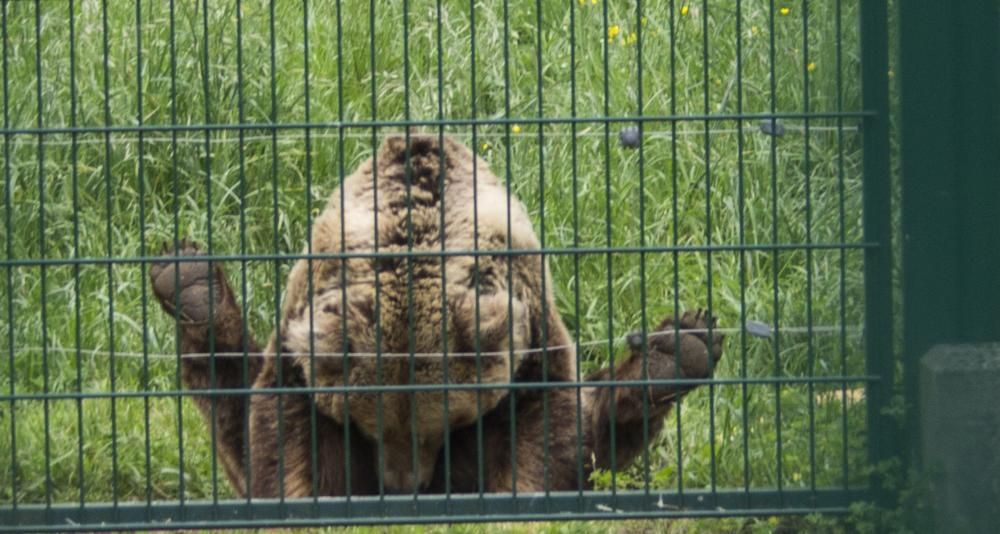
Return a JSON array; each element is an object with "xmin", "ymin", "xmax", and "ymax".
[
  {"xmin": 758, "ymin": 119, "xmax": 786, "ymax": 137},
  {"xmin": 619, "ymin": 126, "xmax": 641, "ymax": 148}
]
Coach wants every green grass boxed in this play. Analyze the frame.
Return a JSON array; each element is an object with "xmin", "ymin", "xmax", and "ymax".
[
  {"xmin": 0, "ymin": 0, "xmax": 869, "ymax": 522},
  {"xmin": 204, "ymin": 515, "xmax": 844, "ymax": 534}
]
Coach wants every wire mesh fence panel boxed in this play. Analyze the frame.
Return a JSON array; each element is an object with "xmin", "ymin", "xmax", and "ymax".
[{"xmin": 0, "ymin": 0, "xmax": 892, "ymax": 530}]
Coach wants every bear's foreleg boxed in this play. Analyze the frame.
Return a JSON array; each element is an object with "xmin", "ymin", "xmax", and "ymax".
[
  {"xmin": 583, "ymin": 310, "xmax": 724, "ymax": 474},
  {"xmin": 150, "ymin": 240, "xmax": 262, "ymax": 494}
]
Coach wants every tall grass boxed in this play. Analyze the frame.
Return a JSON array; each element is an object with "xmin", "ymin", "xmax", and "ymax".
[{"xmin": 1, "ymin": 0, "xmax": 868, "ymax": 506}]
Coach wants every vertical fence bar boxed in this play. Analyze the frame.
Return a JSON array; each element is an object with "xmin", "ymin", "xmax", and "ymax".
[
  {"xmin": 434, "ymin": 0, "xmax": 451, "ymax": 508},
  {"xmin": 835, "ymin": 0, "xmax": 850, "ymax": 493},
  {"xmin": 699, "ymin": 0, "xmax": 717, "ymax": 503},
  {"xmin": 99, "ymin": 0, "xmax": 120, "ymax": 515},
  {"xmin": 234, "ymin": 0, "xmax": 254, "ymax": 506},
  {"xmin": 301, "ymin": 0, "xmax": 320, "ymax": 507},
  {"xmin": 635, "ymin": 0, "xmax": 651, "ymax": 500},
  {"xmin": 735, "ymin": 0, "xmax": 751, "ymax": 508},
  {"xmin": 801, "ymin": 0, "xmax": 817, "ymax": 496},
  {"xmin": 267, "ymin": 0, "xmax": 287, "ymax": 507},
  {"xmin": 466, "ymin": 0, "xmax": 490, "ymax": 507},
  {"xmin": 860, "ymin": 0, "xmax": 894, "ymax": 509},
  {"xmin": 568, "ymin": 0, "xmax": 584, "ymax": 510},
  {"xmin": 1, "ymin": 0, "xmax": 16, "ymax": 520},
  {"xmin": 199, "ymin": 0, "xmax": 219, "ymax": 509},
  {"xmin": 334, "ymin": 0, "xmax": 353, "ymax": 515},
  {"xmin": 668, "ymin": 0, "xmax": 684, "ymax": 509},
  {"xmin": 402, "ymin": 0, "xmax": 421, "ymax": 512},
  {"xmin": 400, "ymin": 0, "xmax": 421, "ymax": 508},
  {"xmin": 67, "ymin": 0, "xmax": 86, "ymax": 516},
  {"xmin": 366, "ymin": 0, "xmax": 387, "ymax": 507},
  {"xmin": 31, "ymin": 0, "xmax": 53, "ymax": 515},
  {"xmin": 134, "ymin": 0, "xmax": 153, "ymax": 515},
  {"xmin": 501, "ymin": 0, "xmax": 516, "ymax": 508},
  {"xmin": 600, "ymin": 0, "xmax": 617, "ymax": 501},
  {"xmin": 167, "ymin": 0, "xmax": 186, "ymax": 518},
  {"xmin": 767, "ymin": 0, "xmax": 783, "ymax": 501},
  {"xmin": 533, "ymin": 0, "xmax": 550, "ymax": 503}
]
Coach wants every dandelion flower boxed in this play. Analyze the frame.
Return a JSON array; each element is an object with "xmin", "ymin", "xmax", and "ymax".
[
  {"xmin": 481, "ymin": 142, "xmax": 490, "ymax": 152},
  {"xmin": 780, "ymin": 7, "xmax": 791, "ymax": 16},
  {"xmin": 807, "ymin": 62, "xmax": 816, "ymax": 72},
  {"xmin": 680, "ymin": 5, "xmax": 690, "ymax": 16},
  {"xmin": 607, "ymin": 25, "xmax": 620, "ymax": 43},
  {"xmin": 511, "ymin": 124, "xmax": 522, "ymax": 134}
]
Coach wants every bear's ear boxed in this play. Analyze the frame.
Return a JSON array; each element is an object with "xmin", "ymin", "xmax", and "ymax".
[{"xmin": 626, "ymin": 331, "xmax": 644, "ymax": 351}]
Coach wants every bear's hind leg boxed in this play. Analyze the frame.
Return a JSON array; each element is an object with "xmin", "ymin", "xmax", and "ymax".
[{"xmin": 247, "ymin": 363, "xmax": 379, "ymax": 498}]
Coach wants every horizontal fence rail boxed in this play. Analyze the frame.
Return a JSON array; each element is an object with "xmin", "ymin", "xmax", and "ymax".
[
  {"xmin": 0, "ymin": 490, "xmax": 871, "ymax": 532},
  {"xmin": 0, "ymin": 112, "xmax": 874, "ymax": 136}
]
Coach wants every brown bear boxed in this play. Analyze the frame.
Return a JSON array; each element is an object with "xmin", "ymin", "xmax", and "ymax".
[{"xmin": 150, "ymin": 134, "xmax": 723, "ymax": 497}]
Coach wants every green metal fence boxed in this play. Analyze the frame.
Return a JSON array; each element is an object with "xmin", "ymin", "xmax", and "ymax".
[{"xmin": 0, "ymin": 0, "xmax": 892, "ymax": 530}]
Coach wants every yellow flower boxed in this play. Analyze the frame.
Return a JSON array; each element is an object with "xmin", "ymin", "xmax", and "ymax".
[
  {"xmin": 780, "ymin": 7, "xmax": 791, "ymax": 16},
  {"xmin": 511, "ymin": 124, "xmax": 522, "ymax": 134},
  {"xmin": 680, "ymin": 5, "xmax": 690, "ymax": 16},
  {"xmin": 626, "ymin": 31, "xmax": 637, "ymax": 45},
  {"xmin": 807, "ymin": 62, "xmax": 816, "ymax": 72},
  {"xmin": 607, "ymin": 25, "xmax": 620, "ymax": 42},
  {"xmin": 751, "ymin": 25, "xmax": 759, "ymax": 36},
  {"xmin": 481, "ymin": 142, "xmax": 490, "ymax": 151},
  {"xmin": 591, "ymin": 0, "xmax": 597, "ymax": 4}
]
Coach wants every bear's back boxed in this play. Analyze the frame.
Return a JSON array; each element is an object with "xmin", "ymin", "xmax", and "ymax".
[{"xmin": 275, "ymin": 134, "xmax": 574, "ymax": 445}]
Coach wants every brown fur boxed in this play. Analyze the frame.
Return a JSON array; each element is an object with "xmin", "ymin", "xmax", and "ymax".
[
  {"xmin": 150, "ymin": 247, "xmax": 262, "ymax": 493},
  {"xmin": 150, "ymin": 134, "xmax": 723, "ymax": 497},
  {"xmin": 277, "ymin": 134, "xmax": 573, "ymax": 491}
]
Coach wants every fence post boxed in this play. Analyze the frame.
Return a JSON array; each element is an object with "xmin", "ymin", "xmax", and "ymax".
[
  {"xmin": 900, "ymin": 0, "xmax": 1000, "ymax": 531},
  {"xmin": 860, "ymin": 0, "xmax": 894, "ymax": 512}
]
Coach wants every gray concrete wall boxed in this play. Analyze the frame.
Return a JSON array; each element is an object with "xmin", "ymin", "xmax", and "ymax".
[{"xmin": 921, "ymin": 344, "xmax": 1000, "ymax": 533}]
